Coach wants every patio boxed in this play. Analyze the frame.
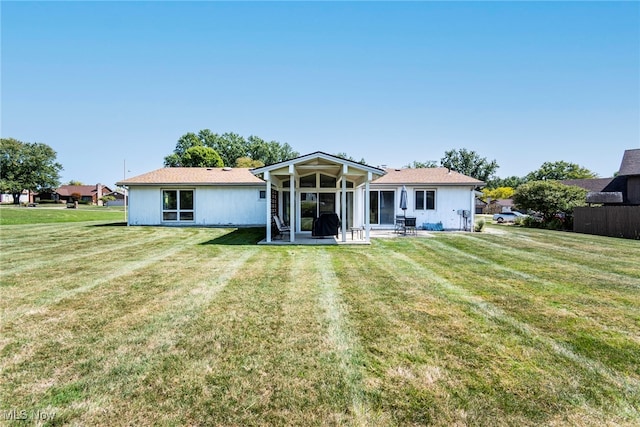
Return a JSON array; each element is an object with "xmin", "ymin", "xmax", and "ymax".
[{"xmin": 258, "ymin": 229, "xmax": 435, "ymax": 245}]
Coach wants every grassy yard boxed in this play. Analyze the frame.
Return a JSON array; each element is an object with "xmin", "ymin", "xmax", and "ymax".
[
  {"xmin": 0, "ymin": 205, "xmax": 125, "ymax": 225},
  {"xmin": 1, "ymin": 217, "xmax": 639, "ymax": 426}
]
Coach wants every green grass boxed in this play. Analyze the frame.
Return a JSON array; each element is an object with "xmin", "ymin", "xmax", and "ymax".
[
  {"xmin": 0, "ymin": 205, "xmax": 125, "ymax": 225},
  {"xmin": 1, "ymin": 218, "xmax": 639, "ymax": 426}
]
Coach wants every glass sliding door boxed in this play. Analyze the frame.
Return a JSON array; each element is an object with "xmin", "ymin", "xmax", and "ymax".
[
  {"xmin": 380, "ymin": 191, "xmax": 395, "ymax": 224},
  {"xmin": 346, "ymin": 192, "xmax": 354, "ymax": 230},
  {"xmin": 369, "ymin": 191, "xmax": 379, "ymax": 224},
  {"xmin": 368, "ymin": 190, "xmax": 395, "ymax": 225},
  {"xmin": 300, "ymin": 192, "xmax": 337, "ymax": 231},
  {"xmin": 300, "ymin": 192, "xmax": 317, "ymax": 231},
  {"xmin": 318, "ymin": 193, "xmax": 335, "ymax": 215}
]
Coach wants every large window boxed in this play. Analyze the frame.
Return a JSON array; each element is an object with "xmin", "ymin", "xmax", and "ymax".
[
  {"xmin": 163, "ymin": 190, "xmax": 194, "ymax": 221},
  {"xmin": 415, "ymin": 190, "xmax": 436, "ymax": 210}
]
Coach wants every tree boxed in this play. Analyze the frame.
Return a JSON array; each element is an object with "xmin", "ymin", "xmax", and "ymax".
[
  {"xmin": 404, "ymin": 160, "xmax": 438, "ymax": 168},
  {"xmin": 181, "ymin": 146, "xmax": 224, "ymax": 167},
  {"xmin": 440, "ymin": 148, "xmax": 498, "ymax": 182},
  {"xmin": 525, "ymin": 161, "xmax": 598, "ymax": 181},
  {"xmin": 164, "ymin": 129, "xmax": 299, "ymax": 167},
  {"xmin": 334, "ymin": 152, "xmax": 367, "ymax": 165},
  {"xmin": 486, "ymin": 175, "xmax": 527, "ymax": 190},
  {"xmin": 235, "ymin": 157, "xmax": 265, "ymax": 168},
  {"xmin": 67, "ymin": 180, "xmax": 83, "ymax": 186},
  {"xmin": 0, "ymin": 138, "xmax": 62, "ymax": 204},
  {"xmin": 481, "ymin": 186, "xmax": 515, "ymax": 202},
  {"xmin": 100, "ymin": 195, "xmax": 116, "ymax": 206},
  {"xmin": 513, "ymin": 180, "xmax": 586, "ymax": 225}
]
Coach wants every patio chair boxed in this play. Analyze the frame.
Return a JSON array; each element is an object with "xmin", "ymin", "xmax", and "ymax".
[
  {"xmin": 273, "ymin": 215, "xmax": 290, "ymax": 240},
  {"xmin": 394, "ymin": 215, "xmax": 405, "ymax": 234},
  {"xmin": 404, "ymin": 217, "xmax": 417, "ymax": 235}
]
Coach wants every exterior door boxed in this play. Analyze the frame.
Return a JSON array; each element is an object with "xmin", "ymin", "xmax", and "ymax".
[{"xmin": 369, "ymin": 190, "xmax": 395, "ymax": 225}]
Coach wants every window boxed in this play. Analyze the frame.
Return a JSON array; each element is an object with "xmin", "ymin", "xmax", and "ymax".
[
  {"xmin": 415, "ymin": 190, "xmax": 435, "ymax": 210},
  {"xmin": 259, "ymin": 190, "xmax": 266, "ymax": 199},
  {"xmin": 163, "ymin": 190, "xmax": 194, "ymax": 221},
  {"xmin": 320, "ymin": 174, "xmax": 337, "ymax": 188},
  {"xmin": 300, "ymin": 174, "xmax": 316, "ymax": 188}
]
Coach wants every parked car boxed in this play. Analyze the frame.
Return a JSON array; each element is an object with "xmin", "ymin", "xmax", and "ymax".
[{"xmin": 493, "ymin": 211, "xmax": 526, "ymax": 223}]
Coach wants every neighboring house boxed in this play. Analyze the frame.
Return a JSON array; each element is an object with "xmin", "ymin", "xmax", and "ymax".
[
  {"xmin": 475, "ymin": 198, "xmax": 487, "ymax": 215},
  {"xmin": 0, "ymin": 190, "xmax": 31, "ymax": 204},
  {"xmin": 118, "ymin": 152, "xmax": 484, "ymax": 243},
  {"xmin": 561, "ymin": 149, "xmax": 640, "ymax": 206},
  {"xmin": 570, "ymin": 149, "xmax": 640, "ymax": 240},
  {"xmin": 50, "ymin": 184, "xmax": 112, "ymax": 205},
  {"xmin": 103, "ymin": 188, "xmax": 127, "ymax": 206},
  {"xmin": 484, "ymin": 198, "xmax": 515, "ymax": 214}
]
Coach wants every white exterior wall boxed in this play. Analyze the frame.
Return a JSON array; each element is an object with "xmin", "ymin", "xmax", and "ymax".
[
  {"xmin": 128, "ymin": 186, "xmax": 162, "ymax": 225},
  {"xmin": 366, "ymin": 185, "xmax": 476, "ymax": 230},
  {"xmin": 127, "ymin": 185, "xmax": 266, "ymax": 226}
]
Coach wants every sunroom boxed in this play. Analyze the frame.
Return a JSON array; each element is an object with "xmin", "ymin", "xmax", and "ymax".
[{"xmin": 251, "ymin": 152, "xmax": 385, "ymax": 243}]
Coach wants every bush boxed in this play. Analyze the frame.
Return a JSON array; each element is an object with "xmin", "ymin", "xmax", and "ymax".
[
  {"xmin": 522, "ymin": 216, "xmax": 543, "ymax": 228},
  {"xmin": 474, "ymin": 219, "xmax": 485, "ymax": 232}
]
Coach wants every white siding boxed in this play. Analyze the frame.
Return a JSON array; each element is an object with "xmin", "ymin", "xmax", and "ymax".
[
  {"xmin": 196, "ymin": 186, "xmax": 265, "ymax": 226},
  {"xmin": 128, "ymin": 186, "xmax": 162, "ymax": 225},
  {"xmin": 368, "ymin": 185, "xmax": 476, "ymax": 230},
  {"xmin": 127, "ymin": 185, "xmax": 266, "ymax": 226}
]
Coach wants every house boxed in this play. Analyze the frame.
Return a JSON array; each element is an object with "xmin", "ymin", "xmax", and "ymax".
[
  {"xmin": 117, "ymin": 152, "xmax": 484, "ymax": 243},
  {"xmin": 47, "ymin": 184, "xmax": 113, "ymax": 205},
  {"xmin": 102, "ymin": 188, "xmax": 127, "ymax": 206},
  {"xmin": 117, "ymin": 167, "xmax": 266, "ymax": 226},
  {"xmin": 0, "ymin": 190, "xmax": 31, "ymax": 204},
  {"xmin": 570, "ymin": 149, "xmax": 640, "ymax": 239},
  {"xmin": 484, "ymin": 198, "xmax": 515, "ymax": 214},
  {"xmin": 561, "ymin": 149, "xmax": 640, "ymax": 206},
  {"xmin": 369, "ymin": 166, "xmax": 482, "ymax": 233}
]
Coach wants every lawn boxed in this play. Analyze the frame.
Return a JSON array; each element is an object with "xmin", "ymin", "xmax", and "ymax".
[
  {"xmin": 1, "ymin": 217, "xmax": 639, "ymax": 426},
  {"xmin": 0, "ymin": 205, "xmax": 125, "ymax": 225}
]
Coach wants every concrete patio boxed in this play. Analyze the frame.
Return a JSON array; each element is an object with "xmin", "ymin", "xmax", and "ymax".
[{"xmin": 258, "ymin": 229, "xmax": 435, "ymax": 245}]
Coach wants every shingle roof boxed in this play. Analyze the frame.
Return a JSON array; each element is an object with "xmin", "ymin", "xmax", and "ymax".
[
  {"xmin": 372, "ymin": 168, "xmax": 484, "ymax": 185},
  {"xmin": 117, "ymin": 167, "xmax": 264, "ymax": 185},
  {"xmin": 56, "ymin": 185, "xmax": 111, "ymax": 197},
  {"xmin": 561, "ymin": 177, "xmax": 626, "ymax": 193},
  {"xmin": 618, "ymin": 149, "xmax": 640, "ymax": 176}
]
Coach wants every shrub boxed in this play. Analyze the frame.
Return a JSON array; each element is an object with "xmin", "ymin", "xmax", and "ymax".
[
  {"xmin": 474, "ymin": 219, "xmax": 485, "ymax": 232},
  {"xmin": 522, "ymin": 216, "xmax": 543, "ymax": 228}
]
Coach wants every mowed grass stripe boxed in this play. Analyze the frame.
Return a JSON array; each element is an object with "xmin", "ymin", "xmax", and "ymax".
[
  {"xmin": 93, "ymin": 248, "xmax": 359, "ymax": 426},
  {"xmin": 0, "ymin": 227, "xmax": 225, "ymax": 321},
  {"xmin": 0, "ymin": 222, "xmax": 110, "ymax": 251},
  {"xmin": 403, "ymin": 237, "xmax": 640, "ymax": 375},
  {"xmin": 0, "ymin": 230, "xmax": 172, "ymax": 277},
  {"xmin": 1, "ymin": 243, "xmax": 258, "ymax": 425},
  {"xmin": 333, "ymin": 247, "xmax": 457, "ymax": 425},
  {"xmin": 314, "ymin": 250, "xmax": 379, "ymax": 426},
  {"xmin": 367, "ymin": 244, "xmax": 639, "ymax": 424},
  {"xmin": 458, "ymin": 232, "xmax": 640, "ymax": 289}
]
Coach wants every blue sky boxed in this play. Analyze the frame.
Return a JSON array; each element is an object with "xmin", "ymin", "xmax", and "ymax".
[{"xmin": 2, "ymin": 1, "xmax": 639, "ymax": 187}]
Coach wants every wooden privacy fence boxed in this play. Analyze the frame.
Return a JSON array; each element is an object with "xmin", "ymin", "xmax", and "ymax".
[{"xmin": 573, "ymin": 206, "xmax": 640, "ymax": 240}]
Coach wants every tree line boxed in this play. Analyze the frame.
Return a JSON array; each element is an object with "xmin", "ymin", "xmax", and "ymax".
[{"xmin": 164, "ymin": 130, "xmax": 299, "ymax": 168}]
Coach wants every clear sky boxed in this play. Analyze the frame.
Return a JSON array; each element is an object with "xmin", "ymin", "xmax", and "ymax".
[{"xmin": 2, "ymin": 1, "xmax": 639, "ymax": 187}]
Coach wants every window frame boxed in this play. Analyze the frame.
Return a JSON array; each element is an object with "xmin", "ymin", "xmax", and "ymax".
[
  {"xmin": 162, "ymin": 189, "xmax": 195, "ymax": 222},
  {"xmin": 415, "ymin": 189, "xmax": 436, "ymax": 210}
]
